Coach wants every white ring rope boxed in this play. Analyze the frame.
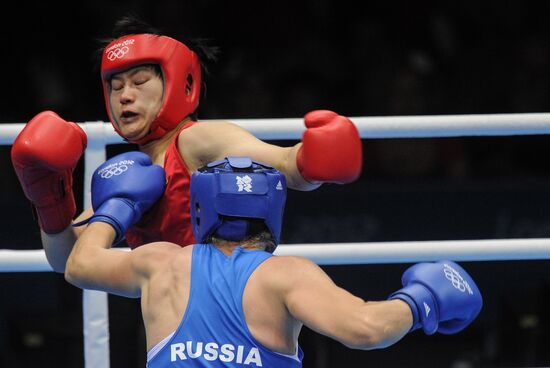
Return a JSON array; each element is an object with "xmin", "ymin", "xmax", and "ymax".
[
  {"xmin": 2, "ymin": 112, "xmax": 550, "ymax": 145},
  {"xmin": 230, "ymin": 113, "xmax": 550, "ymax": 139},
  {"xmin": 2, "ymin": 113, "xmax": 549, "ymax": 367},
  {"xmin": 2, "ymin": 238, "xmax": 550, "ymax": 272}
]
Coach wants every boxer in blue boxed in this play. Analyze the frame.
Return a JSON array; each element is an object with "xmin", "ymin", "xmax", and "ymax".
[{"xmin": 65, "ymin": 152, "xmax": 483, "ymax": 367}]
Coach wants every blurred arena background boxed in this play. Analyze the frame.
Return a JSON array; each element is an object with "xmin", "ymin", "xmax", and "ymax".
[{"xmin": 2, "ymin": 1, "xmax": 550, "ymax": 367}]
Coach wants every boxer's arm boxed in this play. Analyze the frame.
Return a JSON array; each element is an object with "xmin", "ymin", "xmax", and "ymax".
[
  {"xmin": 64, "ymin": 222, "xmax": 178, "ymax": 298},
  {"xmin": 41, "ymin": 207, "xmax": 93, "ymax": 273},
  {"xmin": 278, "ymin": 257, "xmax": 412, "ymax": 350},
  {"xmin": 179, "ymin": 121, "xmax": 320, "ymax": 191},
  {"xmin": 65, "ymin": 221, "xmax": 139, "ymax": 297},
  {"xmin": 66, "ymin": 151, "xmax": 166, "ymax": 294}
]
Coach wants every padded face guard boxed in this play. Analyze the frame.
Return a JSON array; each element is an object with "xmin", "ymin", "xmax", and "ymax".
[
  {"xmin": 101, "ymin": 34, "xmax": 201, "ymax": 144},
  {"xmin": 190, "ymin": 157, "xmax": 287, "ymax": 248}
]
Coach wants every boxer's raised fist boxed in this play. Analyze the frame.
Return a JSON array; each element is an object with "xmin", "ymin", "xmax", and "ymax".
[
  {"xmin": 74, "ymin": 151, "xmax": 165, "ymax": 244},
  {"xmin": 389, "ymin": 261, "xmax": 483, "ymax": 335},
  {"xmin": 11, "ymin": 111, "xmax": 87, "ymax": 233},
  {"xmin": 296, "ymin": 110, "xmax": 362, "ymax": 184}
]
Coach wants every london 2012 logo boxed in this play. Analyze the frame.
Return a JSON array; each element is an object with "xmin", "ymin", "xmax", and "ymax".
[
  {"xmin": 236, "ymin": 175, "xmax": 253, "ymax": 192},
  {"xmin": 98, "ymin": 160, "xmax": 135, "ymax": 179},
  {"xmin": 105, "ymin": 39, "xmax": 135, "ymax": 61},
  {"xmin": 443, "ymin": 263, "xmax": 473, "ymax": 294},
  {"xmin": 107, "ymin": 46, "xmax": 129, "ymax": 61}
]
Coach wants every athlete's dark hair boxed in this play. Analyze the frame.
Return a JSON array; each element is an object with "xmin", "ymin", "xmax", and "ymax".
[{"xmin": 211, "ymin": 220, "xmax": 277, "ymax": 253}]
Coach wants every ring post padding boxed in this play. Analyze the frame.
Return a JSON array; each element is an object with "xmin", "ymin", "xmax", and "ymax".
[{"xmin": 81, "ymin": 122, "xmax": 111, "ymax": 368}]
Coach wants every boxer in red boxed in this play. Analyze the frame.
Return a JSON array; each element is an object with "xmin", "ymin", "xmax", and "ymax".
[{"xmin": 11, "ymin": 15, "xmax": 363, "ymax": 272}]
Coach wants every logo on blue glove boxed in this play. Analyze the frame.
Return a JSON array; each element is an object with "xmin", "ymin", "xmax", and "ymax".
[
  {"xmin": 423, "ymin": 302, "xmax": 431, "ymax": 317},
  {"xmin": 443, "ymin": 263, "xmax": 473, "ymax": 294},
  {"xmin": 98, "ymin": 159, "xmax": 135, "ymax": 179}
]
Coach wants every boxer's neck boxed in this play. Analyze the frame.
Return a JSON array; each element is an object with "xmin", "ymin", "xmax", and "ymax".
[{"xmin": 138, "ymin": 119, "xmax": 190, "ymax": 165}]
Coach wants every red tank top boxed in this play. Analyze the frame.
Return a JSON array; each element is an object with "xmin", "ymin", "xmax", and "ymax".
[{"xmin": 125, "ymin": 123, "xmax": 196, "ymax": 248}]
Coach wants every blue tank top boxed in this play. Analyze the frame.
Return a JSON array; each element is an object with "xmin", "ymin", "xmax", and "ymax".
[{"xmin": 147, "ymin": 243, "xmax": 304, "ymax": 367}]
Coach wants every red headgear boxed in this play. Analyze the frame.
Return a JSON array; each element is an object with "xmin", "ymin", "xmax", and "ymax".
[{"xmin": 101, "ymin": 34, "xmax": 201, "ymax": 144}]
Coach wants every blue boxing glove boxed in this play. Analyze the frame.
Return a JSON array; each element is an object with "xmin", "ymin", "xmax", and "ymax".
[
  {"xmin": 388, "ymin": 261, "xmax": 482, "ymax": 335},
  {"xmin": 74, "ymin": 151, "xmax": 165, "ymax": 244}
]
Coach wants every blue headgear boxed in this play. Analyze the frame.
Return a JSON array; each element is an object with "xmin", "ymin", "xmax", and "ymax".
[{"xmin": 190, "ymin": 157, "xmax": 287, "ymax": 249}]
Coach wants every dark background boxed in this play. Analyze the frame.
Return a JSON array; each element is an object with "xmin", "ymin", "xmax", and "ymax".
[{"xmin": 2, "ymin": 1, "xmax": 550, "ymax": 367}]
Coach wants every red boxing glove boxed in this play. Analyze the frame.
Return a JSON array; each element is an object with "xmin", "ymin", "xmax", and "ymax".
[
  {"xmin": 11, "ymin": 111, "xmax": 87, "ymax": 233},
  {"xmin": 296, "ymin": 110, "xmax": 362, "ymax": 184}
]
